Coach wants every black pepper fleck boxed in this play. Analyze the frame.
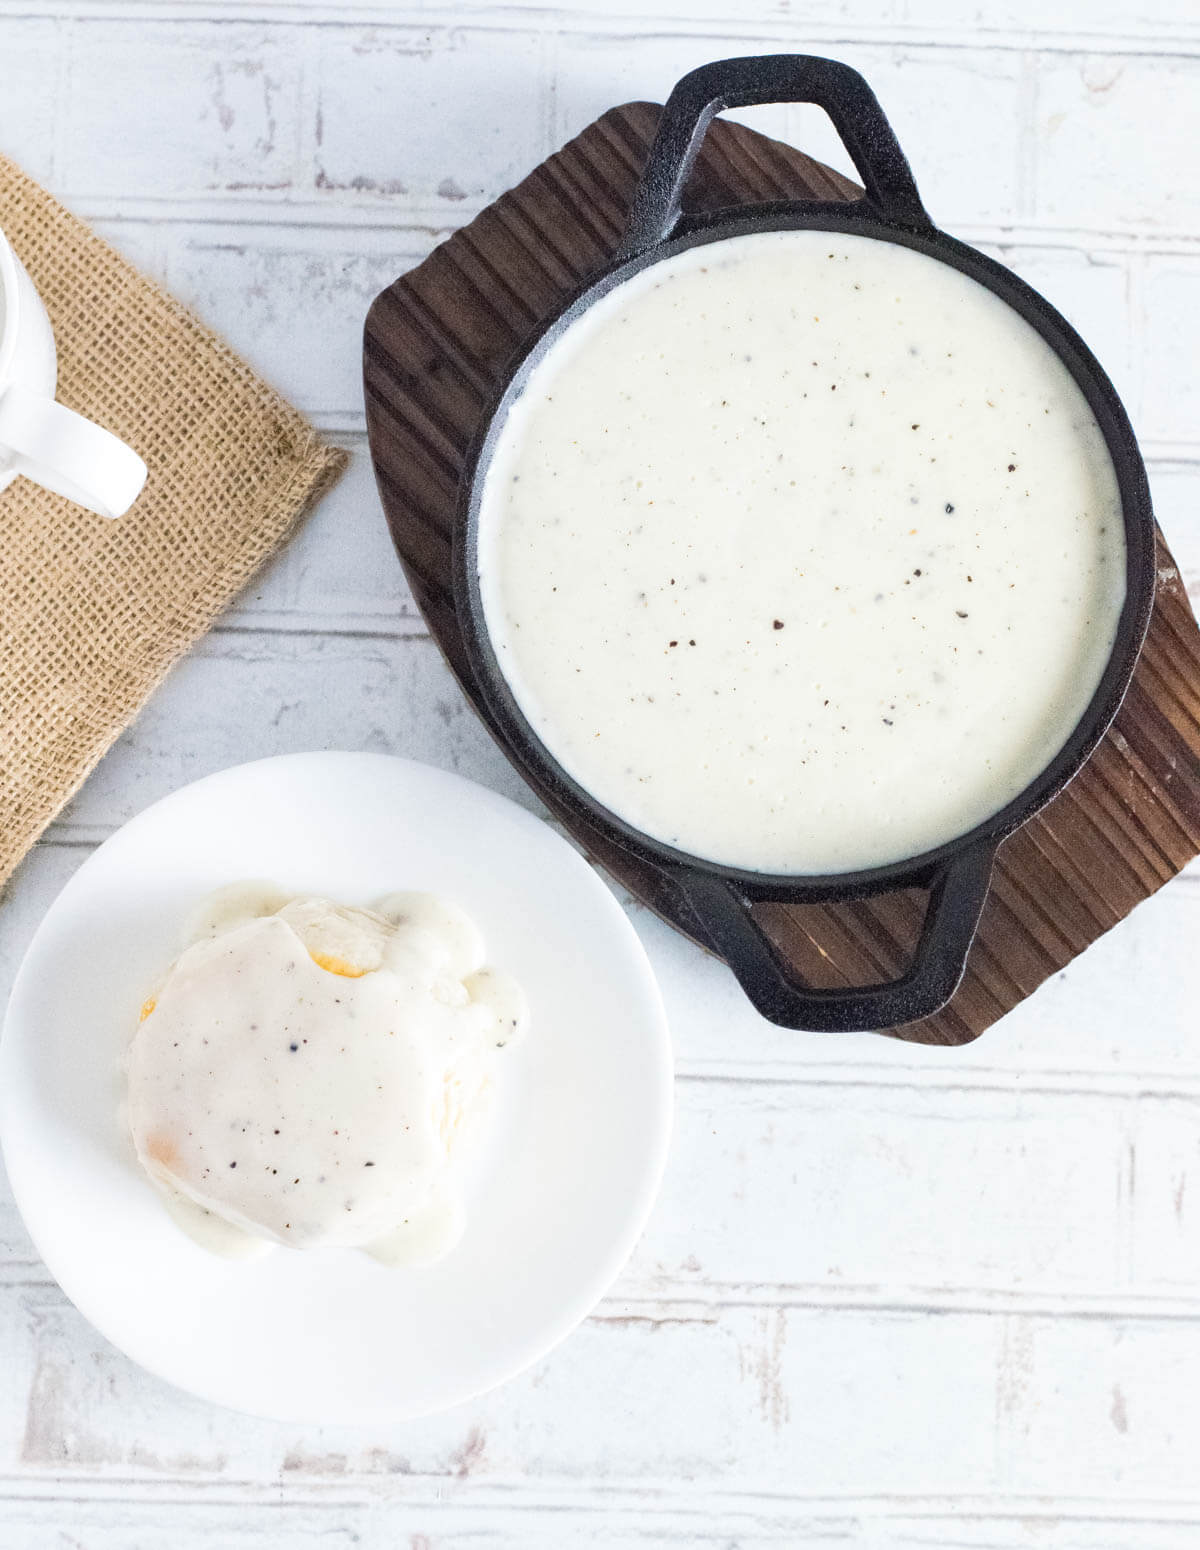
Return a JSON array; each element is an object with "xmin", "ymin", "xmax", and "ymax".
[{"xmin": 773, "ymin": 619, "xmax": 785, "ymax": 630}]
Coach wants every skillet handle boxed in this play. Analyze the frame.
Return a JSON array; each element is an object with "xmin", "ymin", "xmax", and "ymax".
[
  {"xmin": 618, "ymin": 54, "xmax": 931, "ymax": 261},
  {"xmin": 672, "ymin": 842, "xmax": 995, "ymax": 1032}
]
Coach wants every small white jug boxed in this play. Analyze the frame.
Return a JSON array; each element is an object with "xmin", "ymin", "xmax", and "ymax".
[{"xmin": 0, "ymin": 226, "xmax": 146, "ymax": 519}]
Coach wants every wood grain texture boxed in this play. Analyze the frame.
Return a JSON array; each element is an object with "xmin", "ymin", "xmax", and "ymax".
[{"xmin": 364, "ymin": 101, "xmax": 1200, "ymax": 1046}]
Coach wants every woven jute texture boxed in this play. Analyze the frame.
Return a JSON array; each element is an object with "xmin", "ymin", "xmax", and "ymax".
[{"xmin": 0, "ymin": 156, "xmax": 347, "ymax": 887}]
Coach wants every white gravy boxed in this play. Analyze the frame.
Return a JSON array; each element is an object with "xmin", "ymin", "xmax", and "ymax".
[
  {"xmin": 127, "ymin": 883, "xmax": 527, "ymax": 1266},
  {"xmin": 478, "ymin": 230, "xmax": 1126, "ymax": 874}
]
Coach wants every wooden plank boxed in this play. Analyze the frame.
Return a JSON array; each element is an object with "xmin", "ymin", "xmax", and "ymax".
[{"xmin": 3, "ymin": 1495, "xmax": 1200, "ymax": 1550}]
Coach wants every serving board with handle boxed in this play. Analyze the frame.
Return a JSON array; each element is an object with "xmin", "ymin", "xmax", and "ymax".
[{"xmin": 363, "ymin": 100, "xmax": 1200, "ymax": 1046}]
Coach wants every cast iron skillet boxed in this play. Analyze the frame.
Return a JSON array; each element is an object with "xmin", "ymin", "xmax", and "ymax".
[{"xmin": 455, "ymin": 54, "xmax": 1156, "ymax": 1033}]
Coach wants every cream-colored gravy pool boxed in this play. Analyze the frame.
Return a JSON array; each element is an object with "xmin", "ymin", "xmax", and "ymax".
[{"xmin": 477, "ymin": 230, "xmax": 1126, "ymax": 875}]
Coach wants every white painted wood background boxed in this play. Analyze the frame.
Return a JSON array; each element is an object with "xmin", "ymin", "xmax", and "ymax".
[{"xmin": 2, "ymin": 0, "xmax": 1200, "ymax": 1544}]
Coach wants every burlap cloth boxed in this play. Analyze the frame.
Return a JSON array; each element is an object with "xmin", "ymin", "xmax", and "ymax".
[{"xmin": 0, "ymin": 156, "xmax": 347, "ymax": 886}]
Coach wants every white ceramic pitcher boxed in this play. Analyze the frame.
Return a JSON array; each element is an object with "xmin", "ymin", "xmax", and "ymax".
[{"xmin": 0, "ymin": 227, "xmax": 146, "ymax": 519}]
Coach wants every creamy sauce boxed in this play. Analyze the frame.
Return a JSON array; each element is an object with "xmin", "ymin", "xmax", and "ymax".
[
  {"xmin": 479, "ymin": 231, "xmax": 1127, "ymax": 874},
  {"xmin": 127, "ymin": 884, "xmax": 527, "ymax": 1265}
]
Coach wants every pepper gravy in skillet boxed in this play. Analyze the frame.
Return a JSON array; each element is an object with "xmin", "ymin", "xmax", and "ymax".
[{"xmin": 477, "ymin": 230, "xmax": 1126, "ymax": 874}]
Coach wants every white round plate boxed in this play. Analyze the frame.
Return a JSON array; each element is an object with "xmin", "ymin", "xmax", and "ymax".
[{"xmin": 0, "ymin": 752, "xmax": 672, "ymax": 1422}]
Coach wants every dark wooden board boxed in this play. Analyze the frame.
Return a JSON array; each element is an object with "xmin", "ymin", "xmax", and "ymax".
[{"xmin": 364, "ymin": 101, "xmax": 1200, "ymax": 1046}]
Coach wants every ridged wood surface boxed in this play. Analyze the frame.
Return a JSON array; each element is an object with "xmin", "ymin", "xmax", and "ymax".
[{"xmin": 364, "ymin": 101, "xmax": 1200, "ymax": 1046}]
